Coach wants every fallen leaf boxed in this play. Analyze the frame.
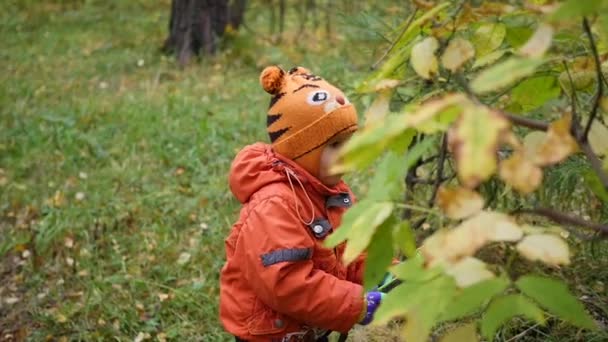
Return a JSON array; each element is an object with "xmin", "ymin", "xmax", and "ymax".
[
  {"xmin": 441, "ymin": 38, "xmax": 475, "ymax": 72},
  {"xmin": 519, "ymin": 23, "xmax": 553, "ymax": 58},
  {"xmin": 516, "ymin": 234, "xmax": 570, "ymax": 266},
  {"xmin": 436, "ymin": 186, "xmax": 485, "ymax": 219},
  {"xmin": 4, "ymin": 297, "xmax": 20, "ymax": 305},
  {"xmin": 177, "ymin": 252, "xmax": 191, "ymax": 265},
  {"xmin": 158, "ymin": 293, "xmax": 170, "ymax": 302},
  {"xmin": 411, "ymin": 37, "xmax": 439, "ymax": 79}
]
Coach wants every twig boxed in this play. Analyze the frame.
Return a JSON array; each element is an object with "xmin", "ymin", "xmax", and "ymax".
[
  {"xmin": 505, "ymin": 324, "xmax": 541, "ymax": 342},
  {"xmin": 582, "ymin": 17, "xmax": 604, "ymax": 141},
  {"xmin": 502, "ymin": 112, "xmax": 549, "ymax": 131},
  {"xmin": 456, "ymin": 73, "xmax": 551, "ymax": 131},
  {"xmin": 371, "ymin": 9, "xmax": 418, "ymax": 70},
  {"xmin": 563, "ymin": 60, "xmax": 580, "ymax": 127},
  {"xmin": 513, "ymin": 208, "xmax": 608, "ymax": 235}
]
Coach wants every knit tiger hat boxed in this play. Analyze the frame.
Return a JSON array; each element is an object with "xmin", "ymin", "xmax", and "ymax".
[{"xmin": 260, "ymin": 65, "xmax": 359, "ymax": 177}]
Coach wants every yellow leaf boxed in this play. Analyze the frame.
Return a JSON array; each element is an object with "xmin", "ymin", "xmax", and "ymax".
[
  {"xmin": 440, "ymin": 323, "xmax": 479, "ymax": 342},
  {"xmin": 445, "ymin": 257, "xmax": 495, "ymax": 287},
  {"xmin": 441, "ymin": 38, "xmax": 475, "ymax": 72},
  {"xmin": 404, "ymin": 93, "xmax": 469, "ymax": 132},
  {"xmin": 499, "ymin": 151, "xmax": 543, "ymax": 194},
  {"xmin": 422, "ymin": 211, "xmax": 523, "ymax": 266},
  {"xmin": 523, "ymin": 131, "xmax": 547, "ymax": 158},
  {"xmin": 436, "ymin": 186, "xmax": 485, "ymax": 220},
  {"xmin": 411, "ymin": 37, "xmax": 439, "ymax": 79},
  {"xmin": 364, "ymin": 89, "xmax": 393, "ymax": 127},
  {"xmin": 448, "ymin": 105, "xmax": 510, "ymax": 188},
  {"xmin": 533, "ymin": 114, "xmax": 578, "ymax": 166},
  {"xmin": 373, "ymin": 79, "xmax": 401, "ymax": 91},
  {"xmin": 516, "ymin": 234, "xmax": 570, "ymax": 266},
  {"xmin": 519, "ymin": 23, "xmax": 553, "ymax": 58},
  {"xmin": 589, "ymin": 121, "xmax": 608, "ymax": 156}
]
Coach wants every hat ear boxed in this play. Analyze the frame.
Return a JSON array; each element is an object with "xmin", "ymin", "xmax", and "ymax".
[{"xmin": 260, "ymin": 66, "xmax": 286, "ymax": 95}]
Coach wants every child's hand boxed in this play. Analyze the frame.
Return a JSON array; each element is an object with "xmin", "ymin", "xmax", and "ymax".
[{"xmin": 359, "ymin": 291, "xmax": 385, "ymax": 325}]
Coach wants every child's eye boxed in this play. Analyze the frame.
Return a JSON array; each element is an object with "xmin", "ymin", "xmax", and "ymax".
[{"xmin": 307, "ymin": 90, "xmax": 329, "ymax": 105}]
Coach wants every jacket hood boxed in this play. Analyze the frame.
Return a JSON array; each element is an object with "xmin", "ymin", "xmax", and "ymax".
[{"xmin": 228, "ymin": 143, "xmax": 348, "ymax": 204}]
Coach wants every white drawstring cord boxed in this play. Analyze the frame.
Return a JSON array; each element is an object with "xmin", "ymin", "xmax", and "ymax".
[{"xmin": 285, "ymin": 167, "xmax": 315, "ymax": 225}]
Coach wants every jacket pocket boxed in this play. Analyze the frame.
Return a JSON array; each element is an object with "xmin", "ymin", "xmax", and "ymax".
[{"xmin": 247, "ymin": 298, "xmax": 288, "ymax": 336}]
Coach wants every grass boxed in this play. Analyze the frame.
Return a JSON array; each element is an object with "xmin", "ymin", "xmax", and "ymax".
[
  {"xmin": 0, "ymin": 1, "xmax": 398, "ymax": 340},
  {"xmin": 1, "ymin": 1, "xmax": 607, "ymax": 341}
]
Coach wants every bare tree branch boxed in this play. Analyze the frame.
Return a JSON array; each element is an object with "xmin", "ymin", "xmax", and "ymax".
[
  {"xmin": 502, "ymin": 112, "xmax": 549, "ymax": 131},
  {"xmin": 513, "ymin": 208, "xmax": 608, "ymax": 235},
  {"xmin": 582, "ymin": 17, "xmax": 604, "ymax": 141}
]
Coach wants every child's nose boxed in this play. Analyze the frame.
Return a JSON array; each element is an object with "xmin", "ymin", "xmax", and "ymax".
[{"xmin": 336, "ymin": 95, "xmax": 345, "ymax": 105}]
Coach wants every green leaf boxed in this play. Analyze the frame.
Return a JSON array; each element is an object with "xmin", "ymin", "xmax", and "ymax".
[
  {"xmin": 367, "ymin": 152, "xmax": 405, "ymax": 202},
  {"xmin": 374, "ymin": 275, "xmax": 457, "ymax": 342},
  {"xmin": 334, "ymin": 114, "xmax": 413, "ymax": 173},
  {"xmin": 584, "ymin": 170, "xmax": 608, "ymax": 203},
  {"xmin": 439, "ymin": 323, "xmax": 479, "ymax": 342},
  {"xmin": 510, "ymin": 76, "xmax": 560, "ymax": 112},
  {"xmin": 471, "ymin": 22, "xmax": 506, "ymax": 57},
  {"xmin": 357, "ymin": 2, "xmax": 451, "ymax": 92},
  {"xmin": 390, "ymin": 254, "xmax": 442, "ymax": 282},
  {"xmin": 440, "ymin": 277, "xmax": 510, "ymax": 322},
  {"xmin": 324, "ymin": 200, "xmax": 370, "ymax": 248},
  {"xmin": 333, "ymin": 202, "xmax": 395, "ymax": 265},
  {"xmin": 471, "ymin": 57, "xmax": 545, "ymax": 94},
  {"xmin": 506, "ymin": 26, "xmax": 534, "ymax": 49},
  {"xmin": 363, "ymin": 219, "xmax": 395, "ymax": 290},
  {"xmin": 392, "ymin": 221, "xmax": 416, "ymax": 258},
  {"xmin": 516, "ymin": 275, "xmax": 597, "ymax": 330},
  {"xmin": 551, "ymin": 0, "xmax": 605, "ymax": 21},
  {"xmin": 472, "ymin": 49, "xmax": 510, "ymax": 70},
  {"xmin": 481, "ymin": 294, "xmax": 545, "ymax": 341},
  {"xmin": 401, "ymin": 276, "xmax": 458, "ymax": 342}
]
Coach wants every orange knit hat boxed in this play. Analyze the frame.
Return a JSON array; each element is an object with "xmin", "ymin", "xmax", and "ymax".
[{"xmin": 260, "ymin": 65, "xmax": 359, "ymax": 177}]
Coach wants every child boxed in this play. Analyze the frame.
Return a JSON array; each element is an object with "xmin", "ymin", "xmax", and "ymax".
[{"xmin": 219, "ymin": 66, "xmax": 384, "ymax": 342}]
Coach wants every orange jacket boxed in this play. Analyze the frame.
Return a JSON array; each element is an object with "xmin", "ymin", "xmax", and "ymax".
[{"xmin": 220, "ymin": 143, "xmax": 366, "ymax": 341}]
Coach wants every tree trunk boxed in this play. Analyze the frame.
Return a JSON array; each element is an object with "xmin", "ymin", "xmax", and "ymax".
[{"xmin": 163, "ymin": 0, "xmax": 247, "ymax": 66}]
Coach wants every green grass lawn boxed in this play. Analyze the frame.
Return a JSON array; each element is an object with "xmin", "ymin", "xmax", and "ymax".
[
  {"xmin": 0, "ymin": 1, "xmax": 268, "ymax": 340},
  {"xmin": 0, "ymin": 1, "xmax": 391, "ymax": 340},
  {"xmin": 2, "ymin": 1, "xmax": 607, "ymax": 341}
]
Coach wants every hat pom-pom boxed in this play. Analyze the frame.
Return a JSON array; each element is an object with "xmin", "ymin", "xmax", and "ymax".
[{"xmin": 260, "ymin": 66, "xmax": 285, "ymax": 95}]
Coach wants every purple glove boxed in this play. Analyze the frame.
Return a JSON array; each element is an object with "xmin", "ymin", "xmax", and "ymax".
[{"xmin": 359, "ymin": 291, "xmax": 385, "ymax": 325}]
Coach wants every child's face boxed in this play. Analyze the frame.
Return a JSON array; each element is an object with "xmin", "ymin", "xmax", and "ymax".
[{"xmin": 318, "ymin": 132, "xmax": 354, "ymax": 187}]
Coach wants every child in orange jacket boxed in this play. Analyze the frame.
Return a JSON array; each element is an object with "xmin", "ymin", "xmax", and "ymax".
[{"xmin": 219, "ymin": 66, "xmax": 384, "ymax": 342}]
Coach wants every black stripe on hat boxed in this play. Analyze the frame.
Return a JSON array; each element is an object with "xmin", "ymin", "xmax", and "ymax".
[
  {"xmin": 268, "ymin": 92, "xmax": 285, "ymax": 109},
  {"xmin": 269, "ymin": 127, "xmax": 290, "ymax": 143},
  {"xmin": 267, "ymin": 113, "xmax": 282, "ymax": 127}
]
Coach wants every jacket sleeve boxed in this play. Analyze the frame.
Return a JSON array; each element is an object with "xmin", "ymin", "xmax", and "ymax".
[
  {"xmin": 346, "ymin": 254, "xmax": 366, "ymax": 285},
  {"xmin": 236, "ymin": 196, "xmax": 364, "ymax": 333}
]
